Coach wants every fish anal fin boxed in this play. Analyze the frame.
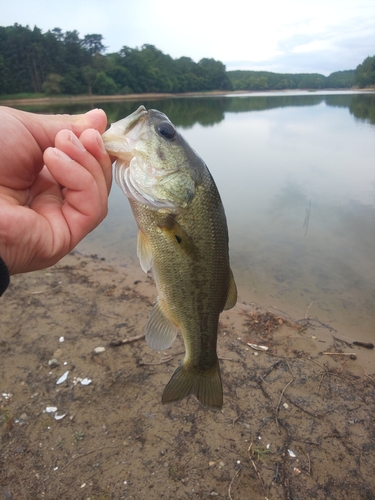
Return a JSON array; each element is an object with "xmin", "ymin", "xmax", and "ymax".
[
  {"xmin": 162, "ymin": 357, "xmax": 223, "ymax": 410},
  {"xmin": 158, "ymin": 215, "xmax": 200, "ymax": 260},
  {"xmin": 137, "ymin": 230, "xmax": 153, "ymax": 273},
  {"xmin": 223, "ymin": 268, "xmax": 237, "ymax": 310},
  {"xmin": 145, "ymin": 300, "xmax": 178, "ymax": 351}
]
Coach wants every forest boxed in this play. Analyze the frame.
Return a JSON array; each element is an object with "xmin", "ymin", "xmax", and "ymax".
[{"xmin": 0, "ymin": 24, "xmax": 374, "ymax": 97}]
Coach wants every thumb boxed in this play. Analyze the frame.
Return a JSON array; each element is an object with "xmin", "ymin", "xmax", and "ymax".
[
  {"xmin": 32, "ymin": 108, "xmax": 108, "ymax": 151},
  {"xmin": 3, "ymin": 106, "xmax": 108, "ymax": 152},
  {"xmin": 72, "ymin": 108, "xmax": 108, "ymax": 136}
]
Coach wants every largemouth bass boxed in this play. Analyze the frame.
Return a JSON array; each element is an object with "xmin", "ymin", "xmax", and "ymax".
[{"xmin": 102, "ymin": 106, "xmax": 237, "ymax": 409}]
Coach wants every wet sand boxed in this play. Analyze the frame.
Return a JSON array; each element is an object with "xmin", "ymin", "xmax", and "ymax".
[{"xmin": 1, "ymin": 251, "xmax": 375, "ymax": 499}]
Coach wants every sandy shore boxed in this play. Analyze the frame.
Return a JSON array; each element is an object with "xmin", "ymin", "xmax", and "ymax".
[
  {"xmin": 2, "ymin": 88, "xmax": 372, "ymax": 107},
  {"xmin": 0, "ymin": 91, "xmax": 235, "ymax": 107},
  {"xmin": 1, "ymin": 251, "xmax": 375, "ymax": 499}
]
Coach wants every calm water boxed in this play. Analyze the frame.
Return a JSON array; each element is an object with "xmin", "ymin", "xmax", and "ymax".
[{"xmin": 15, "ymin": 92, "xmax": 375, "ymax": 340}]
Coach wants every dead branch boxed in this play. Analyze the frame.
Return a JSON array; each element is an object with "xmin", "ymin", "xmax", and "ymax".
[
  {"xmin": 139, "ymin": 351, "xmax": 184, "ymax": 366},
  {"xmin": 109, "ymin": 334, "xmax": 145, "ymax": 347},
  {"xmin": 283, "ymin": 394, "xmax": 322, "ymax": 419},
  {"xmin": 261, "ymin": 360, "xmax": 282, "ymax": 382},
  {"xmin": 247, "ymin": 443, "xmax": 268, "ymax": 497},
  {"xmin": 61, "ymin": 445, "xmax": 120, "ymax": 471}
]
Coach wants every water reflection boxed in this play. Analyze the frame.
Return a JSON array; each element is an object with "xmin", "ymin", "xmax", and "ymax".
[
  {"xmin": 17, "ymin": 92, "xmax": 375, "ymax": 126},
  {"xmin": 11, "ymin": 92, "xmax": 375, "ymax": 339}
]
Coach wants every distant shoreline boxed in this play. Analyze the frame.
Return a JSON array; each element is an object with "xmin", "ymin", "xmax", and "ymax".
[{"xmin": 1, "ymin": 88, "xmax": 373, "ymax": 107}]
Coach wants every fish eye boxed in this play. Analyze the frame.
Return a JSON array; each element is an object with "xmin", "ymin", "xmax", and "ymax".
[{"xmin": 157, "ymin": 122, "xmax": 176, "ymax": 140}]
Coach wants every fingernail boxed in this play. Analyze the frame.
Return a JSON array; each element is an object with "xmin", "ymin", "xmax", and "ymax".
[
  {"xmin": 69, "ymin": 131, "xmax": 86, "ymax": 152},
  {"xmin": 53, "ymin": 148, "xmax": 74, "ymax": 161},
  {"xmin": 95, "ymin": 130, "xmax": 107, "ymax": 154}
]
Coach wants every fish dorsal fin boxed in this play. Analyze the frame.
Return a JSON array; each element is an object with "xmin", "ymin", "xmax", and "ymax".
[
  {"xmin": 145, "ymin": 300, "xmax": 179, "ymax": 351},
  {"xmin": 223, "ymin": 268, "xmax": 237, "ymax": 310},
  {"xmin": 137, "ymin": 230, "xmax": 153, "ymax": 273},
  {"xmin": 158, "ymin": 215, "xmax": 200, "ymax": 260}
]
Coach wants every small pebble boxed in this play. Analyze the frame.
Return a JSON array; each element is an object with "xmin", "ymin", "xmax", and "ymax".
[
  {"xmin": 93, "ymin": 346, "xmax": 106, "ymax": 354},
  {"xmin": 59, "ymin": 336, "xmax": 65, "ymax": 343},
  {"xmin": 48, "ymin": 359, "xmax": 59, "ymax": 368}
]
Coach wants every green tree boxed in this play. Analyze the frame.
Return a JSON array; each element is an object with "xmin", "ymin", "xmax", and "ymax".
[
  {"xmin": 42, "ymin": 73, "xmax": 63, "ymax": 94},
  {"xmin": 51, "ymin": 27, "xmax": 64, "ymax": 42},
  {"xmin": 82, "ymin": 66, "xmax": 97, "ymax": 95},
  {"xmin": 326, "ymin": 70, "xmax": 355, "ymax": 88},
  {"xmin": 198, "ymin": 58, "xmax": 232, "ymax": 90},
  {"xmin": 92, "ymin": 72, "xmax": 118, "ymax": 94},
  {"xmin": 354, "ymin": 56, "xmax": 375, "ymax": 88},
  {"xmin": 82, "ymin": 34, "xmax": 106, "ymax": 55}
]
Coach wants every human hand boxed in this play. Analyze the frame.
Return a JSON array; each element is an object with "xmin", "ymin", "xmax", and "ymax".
[{"xmin": 0, "ymin": 107, "xmax": 112, "ymax": 275}]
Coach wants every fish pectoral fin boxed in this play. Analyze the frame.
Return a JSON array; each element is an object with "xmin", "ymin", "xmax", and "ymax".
[
  {"xmin": 145, "ymin": 300, "xmax": 179, "ymax": 351},
  {"xmin": 158, "ymin": 216, "xmax": 200, "ymax": 260},
  {"xmin": 137, "ymin": 230, "xmax": 153, "ymax": 273},
  {"xmin": 162, "ymin": 357, "xmax": 223, "ymax": 410},
  {"xmin": 223, "ymin": 268, "xmax": 237, "ymax": 310}
]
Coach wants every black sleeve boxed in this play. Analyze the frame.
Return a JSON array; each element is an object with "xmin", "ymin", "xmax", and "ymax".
[{"xmin": 0, "ymin": 256, "xmax": 10, "ymax": 296}]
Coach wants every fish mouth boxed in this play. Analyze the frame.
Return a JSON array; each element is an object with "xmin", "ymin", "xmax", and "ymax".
[
  {"xmin": 104, "ymin": 105, "xmax": 192, "ymax": 211},
  {"xmin": 102, "ymin": 105, "xmax": 149, "ymax": 158}
]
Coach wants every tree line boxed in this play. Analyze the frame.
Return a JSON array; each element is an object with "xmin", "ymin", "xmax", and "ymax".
[
  {"xmin": 227, "ymin": 69, "xmax": 356, "ymax": 91},
  {"xmin": 0, "ymin": 24, "xmax": 373, "ymax": 97}
]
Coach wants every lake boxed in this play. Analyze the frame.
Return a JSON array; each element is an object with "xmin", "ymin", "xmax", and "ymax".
[{"xmin": 13, "ymin": 91, "xmax": 375, "ymax": 341}]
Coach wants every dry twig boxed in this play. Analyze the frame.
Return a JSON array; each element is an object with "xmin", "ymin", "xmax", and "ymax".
[
  {"xmin": 109, "ymin": 334, "xmax": 145, "ymax": 346},
  {"xmin": 61, "ymin": 445, "xmax": 120, "ymax": 471},
  {"xmin": 276, "ymin": 379, "xmax": 294, "ymax": 427},
  {"xmin": 228, "ymin": 464, "xmax": 243, "ymax": 500},
  {"xmin": 139, "ymin": 351, "xmax": 184, "ymax": 366},
  {"xmin": 322, "ymin": 351, "xmax": 356, "ymax": 356}
]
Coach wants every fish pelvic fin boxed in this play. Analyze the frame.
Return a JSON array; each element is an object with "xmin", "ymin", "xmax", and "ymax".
[
  {"xmin": 145, "ymin": 300, "xmax": 179, "ymax": 350},
  {"xmin": 137, "ymin": 230, "xmax": 153, "ymax": 273},
  {"xmin": 223, "ymin": 268, "xmax": 237, "ymax": 311},
  {"xmin": 162, "ymin": 357, "xmax": 223, "ymax": 410}
]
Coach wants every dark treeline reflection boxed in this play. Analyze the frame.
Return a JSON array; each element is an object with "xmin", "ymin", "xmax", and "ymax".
[
  {"xmin": 349, "ymin": 94, "xmax": 375, "ymax": 125},
  {"xmin": 18, "ymin": 93, "xmax": 375, "ymax": 128}
]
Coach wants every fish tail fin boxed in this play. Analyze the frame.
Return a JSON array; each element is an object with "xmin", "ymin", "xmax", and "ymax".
[{"xmin": 162, "ymin": 357, "xmax": 223, "ymax": 410}]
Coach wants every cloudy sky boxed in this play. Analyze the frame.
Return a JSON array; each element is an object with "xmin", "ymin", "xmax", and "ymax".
[{"xmin": 2, "ymin": 0, "xmax": 375, "ymax": 75}]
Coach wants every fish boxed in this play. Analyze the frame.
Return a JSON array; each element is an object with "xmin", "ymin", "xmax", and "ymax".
[{"xmin": 102, "ymin": 106, "xmax": 237, "ymax": 409}]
